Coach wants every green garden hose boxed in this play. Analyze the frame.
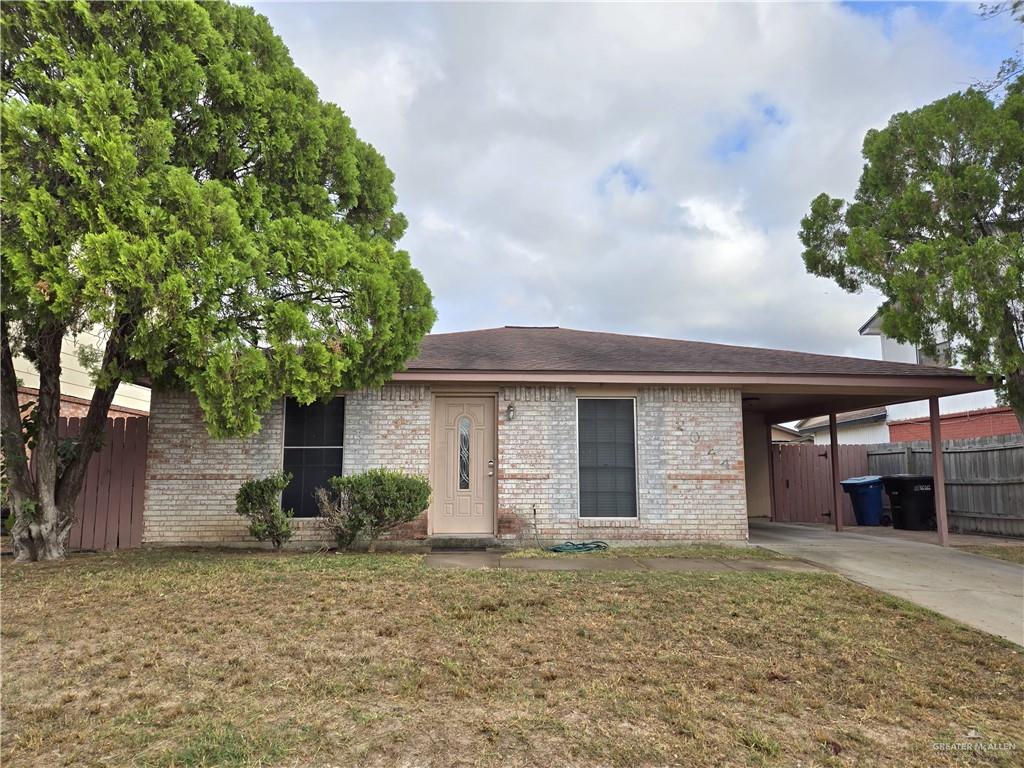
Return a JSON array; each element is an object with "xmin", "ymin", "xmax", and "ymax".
[
  {"xmin": 546, "ymin": 540, "xmax": 609, "ymax": 553},
  {"xmin": 530, "ymin": 506, "xmax": 608, "ymax": 553}
]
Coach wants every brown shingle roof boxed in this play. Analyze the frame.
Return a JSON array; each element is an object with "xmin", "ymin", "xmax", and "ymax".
[{"xmin": 405, "ymin": 326, "xmax": 973, "ymax": 379}]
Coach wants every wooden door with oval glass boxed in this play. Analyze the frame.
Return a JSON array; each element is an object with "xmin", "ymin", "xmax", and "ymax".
[{"xmin": 431, "ymin": 396, "xmax": 495, "ymax": 535}]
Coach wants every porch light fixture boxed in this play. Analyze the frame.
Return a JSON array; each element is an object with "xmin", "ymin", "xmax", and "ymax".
[{"xmin": 506, "ymin": 402, "xmax": 516, "ymax": 421}]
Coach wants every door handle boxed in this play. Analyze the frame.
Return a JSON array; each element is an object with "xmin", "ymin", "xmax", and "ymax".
[{"xmin": 488, "ymin": 458, "xmax": 494, "ymax": 476}]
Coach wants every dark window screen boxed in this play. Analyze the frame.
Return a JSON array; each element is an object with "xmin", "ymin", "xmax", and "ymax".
[
  {"xmin": 577, "ymin": 399, "xmax": 637, "ymax": 518},
  {"xmin": 283, "ymin": 397, "xmax": 344, "ymax": 517}
]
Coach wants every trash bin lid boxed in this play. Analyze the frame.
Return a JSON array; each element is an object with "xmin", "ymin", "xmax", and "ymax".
[{"xmin": 840, "ymin": 475, "xmax": 882, "ymax": 486}]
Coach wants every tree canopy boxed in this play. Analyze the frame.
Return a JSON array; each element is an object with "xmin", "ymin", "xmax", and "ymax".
[
  {"xmin": 799, "ymin": 77, "xmax": 1024, "ymax": 424},
  {"xmin": 1, "ymin": 0, "xmax": 434, "ymax": 559}
]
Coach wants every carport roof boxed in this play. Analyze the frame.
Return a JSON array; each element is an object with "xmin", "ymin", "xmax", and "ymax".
[{"xmin": 393, "ymin": 327, "xmax": 993, "ymax": 423}]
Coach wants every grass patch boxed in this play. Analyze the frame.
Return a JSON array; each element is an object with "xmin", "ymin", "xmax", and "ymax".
[
  {"xmin": 505, "ymin": 543, "xmax": 788, "ymax": 560},
  {"xmin": 2, "ymin": 549, "xmax": 1022, "ymax": 767},
  {"xmin": 956, "ymin": 546, "xmax": 1024, "ymax": 566},
  {"xmin": 739, "ymin": 728, "xmax": 782, "ymax": 758},
  {"xmin": 147, "ymin": 722, "xmax": 292, "ymax": 768}
]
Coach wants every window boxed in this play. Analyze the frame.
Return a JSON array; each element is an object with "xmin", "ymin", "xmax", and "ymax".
[
  {"xmin": 577, "ymin": 398, "xmax": 637, "ymax": 518},
  {"xmin": 917, "ymin": 341, "xmax": 951, "ymax": 367},
  {"xmin": 282, "ymin": 397, "xmax": 344, "ymax": 517},
  {"xmin": 458, "ymin": 416, "xmax": 471, "ymax": 490}
]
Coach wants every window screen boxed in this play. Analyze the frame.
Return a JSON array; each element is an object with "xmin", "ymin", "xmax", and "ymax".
[
  {"xmin": 282, "ymin": 397, "xmax": 344, "ymax": 518},
  {"xmin": 577, "ymin": 399, "xmax": 637, "ymax": 518}
]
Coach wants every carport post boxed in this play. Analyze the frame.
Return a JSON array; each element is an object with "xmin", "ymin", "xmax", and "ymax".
[
  {"xmin": 929, "ymin": 397, "xmax": 950, "ymax": 546},
  {"xmin": 829, "ymin": 413, "xmax": 843, "ymax": 532}
]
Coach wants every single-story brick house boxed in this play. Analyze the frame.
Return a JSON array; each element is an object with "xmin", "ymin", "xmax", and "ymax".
[{"xmin": 143, "ymin": 326, "xmax": 990, "ymax": 547}]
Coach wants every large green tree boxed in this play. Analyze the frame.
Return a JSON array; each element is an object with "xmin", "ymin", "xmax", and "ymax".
[
  {"xmin": 800, "ymin": 77, "xmax": 1024, "ymax": 428},
  {"xmin": 1, "ymin": 1, "xmax": 435, "ymax": 561}
]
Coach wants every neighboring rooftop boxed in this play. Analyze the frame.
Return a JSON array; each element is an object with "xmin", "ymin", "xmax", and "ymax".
[
  {"xmin": 796, "ymin": 407, "xmax": 888, "ymax": 433},
  {"xmin": 405, "ymin": 326, "xmax": 971, "ymax": 379},
  {"xmin": 858, "ymin": 309, "xmax": 884, "ymax": 336}
]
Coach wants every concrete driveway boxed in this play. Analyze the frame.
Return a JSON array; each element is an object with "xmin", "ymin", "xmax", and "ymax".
[{"xmin": 749, "ymin": 519, "xmax": 1024, "ymax": 645}]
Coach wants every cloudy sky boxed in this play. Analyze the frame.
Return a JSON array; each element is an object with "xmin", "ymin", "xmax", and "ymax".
[{"xmin": 253, "ymin": 0, "xmax": 1019, "ymax": 358}]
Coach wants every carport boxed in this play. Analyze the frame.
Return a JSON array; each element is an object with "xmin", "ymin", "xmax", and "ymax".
[{"xmin": 739, "ymin": 370, "xmax": 995, "ymax": 546}]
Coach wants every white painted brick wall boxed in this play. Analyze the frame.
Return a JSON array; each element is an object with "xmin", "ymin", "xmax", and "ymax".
[
  {"xmin": 635, "ymin": 387, "xmax": 748, "ymax": 540},
  {"xmin": 342, "ymin": 386, "xmax": 432, "ymax": 539},
  {"xmin": 143, "ymin": 391, "xmax": 291, "ymax": 546},
  {"xmin": 342, "ymin": 386, "xmax": 431, "ymax": 476},
  {"xmin": 496, "ymin": 386, "xmax": 578, "ymax": 539}
]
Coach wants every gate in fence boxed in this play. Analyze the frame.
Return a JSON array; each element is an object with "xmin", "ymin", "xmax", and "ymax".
[
  {"xmin": 770, "ymin": 443, "xmax": 865, "ymax": 525},
  {"xmin": 58, "ymin": 416, "xmax": 148, "ymax": 551}
]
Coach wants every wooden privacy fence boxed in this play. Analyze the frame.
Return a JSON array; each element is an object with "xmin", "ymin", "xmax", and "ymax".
[
  {"xmin": 770, "ymin": 443, "xmax": 864, "ymax": 525},
  {"xmin": 58, "ymin": 416, "xmax": 148, "ymax": 551},
  {"xmin": 866, "ymin": 433, "xmax": 1023, "ymax": 537}
]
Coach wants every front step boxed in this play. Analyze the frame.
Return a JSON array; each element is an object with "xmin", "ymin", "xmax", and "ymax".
[{"xmin": 429, "ymin": 536, "xmax": 504, "ymax": 552}]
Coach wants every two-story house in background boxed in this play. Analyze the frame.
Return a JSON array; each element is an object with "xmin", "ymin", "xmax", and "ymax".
[
  {"xmin": 796, "ymin": 311, "xmax": 1019, "ymax": 444},
  {"xmin": 13, "ymin": 328, "xmax": 150, "ymax": 417}
]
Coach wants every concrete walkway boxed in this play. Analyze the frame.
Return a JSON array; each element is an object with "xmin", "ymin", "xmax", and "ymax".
[
  {"xmin": 424, "ymin": 551, "xmax": 821, "ymax": 574},
  {"xmin": 749, "ymin": 520, "xmax": 1024, "ymax": 645}
]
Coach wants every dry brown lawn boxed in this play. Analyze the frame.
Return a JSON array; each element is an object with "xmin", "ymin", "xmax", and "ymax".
[
  {"xmin": 504, "ymin": 544, "xmax": 788, "ymax": 560},
  {"xmin": 956, "ymin": 545, "xmax": 1024, "ymax": 566},
  {"xmin": 2, "ymin": 549, "xmax": 1022, "ymax": 768}
]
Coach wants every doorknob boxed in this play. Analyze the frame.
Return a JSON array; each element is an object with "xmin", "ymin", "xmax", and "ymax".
[{"xmin": 488, "ymin": 458, "xmax": 494, "ymax": 476}]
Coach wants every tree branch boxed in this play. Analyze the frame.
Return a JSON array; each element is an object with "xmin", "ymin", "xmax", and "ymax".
[{"xmin": 55, "ymin": 315, "xmax": 131, "ymax": 510}]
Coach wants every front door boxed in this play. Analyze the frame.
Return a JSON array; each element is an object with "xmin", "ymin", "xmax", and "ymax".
[{"xmin": 431, "ymin": 396, "xmax": 496, "ymax": 535}]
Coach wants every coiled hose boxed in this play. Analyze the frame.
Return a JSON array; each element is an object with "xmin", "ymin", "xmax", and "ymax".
[
  {"xmin": 531, "ymin": 507, "xmax": 608, "ymax": 552},
  {"xmin": 546, "ymin": 540, "xmax": 609, "ymax": 553}
]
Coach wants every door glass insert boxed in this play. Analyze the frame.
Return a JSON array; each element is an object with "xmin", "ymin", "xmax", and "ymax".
[{"xmin": 458, "ymin": 416, "xmax": 471, "ymax": 490}]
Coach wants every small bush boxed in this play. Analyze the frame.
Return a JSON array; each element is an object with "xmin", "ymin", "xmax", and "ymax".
[
  {"xmin": 316, "ymin": 469, "xmax": 431, "ymax": 550},
  {"xmin": 235, "ymin": 473, "xmax": 294, "ymax": 550},
  {"xmin": 313, "ymin": 485, "xmax": 361, "ymax": 550}
]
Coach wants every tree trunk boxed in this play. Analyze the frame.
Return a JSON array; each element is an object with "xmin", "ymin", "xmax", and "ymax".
[
  {"xmin": 0, "ymin": 320, "xmax": 35, "ymax": 512},
  {"xmin": 9, "ymin": 490, "xmax": 72, "ymax": 562},
  {"xmin": 1007, "ymin": 370, "xmax": 1024, "ymax": 434},
  {"xmin": 9, "ymin": 319, "xmax": 72, "ymax": 561},
  {"xmin": 2, "ymin": 314, "xmax": 127, "ymax": 562}
]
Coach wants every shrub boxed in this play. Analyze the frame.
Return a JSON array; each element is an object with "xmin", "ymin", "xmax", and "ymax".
[
  {"xmin": 313, "ymin": 485, "xmax": 361, "ymax": 550},
  {"xmin": 235, "ymin": 473, "xmax": 294, "ymax": 550},
  {"xmin": 316, "ymin": 469, "xmax": 431, "ymax": 550}
]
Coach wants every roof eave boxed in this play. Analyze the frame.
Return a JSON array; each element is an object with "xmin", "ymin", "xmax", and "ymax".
[
  {"xmin": 858, "ymin": 309, "xmax": 883, "ymax": 336},
  {"xmin": 393, "ymin": 369, "xmax": 990, "ymax": 395}
]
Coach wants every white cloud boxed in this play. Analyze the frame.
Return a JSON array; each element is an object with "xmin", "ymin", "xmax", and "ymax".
[{"xmin": 252, "ymin": 1, "xmax": 1017, "ymax": 358}]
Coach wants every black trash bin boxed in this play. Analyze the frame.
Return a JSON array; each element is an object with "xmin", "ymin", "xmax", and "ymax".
[{"xmin": 881, "ymin": 474, "xmax": 936, "ymax": 531}]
